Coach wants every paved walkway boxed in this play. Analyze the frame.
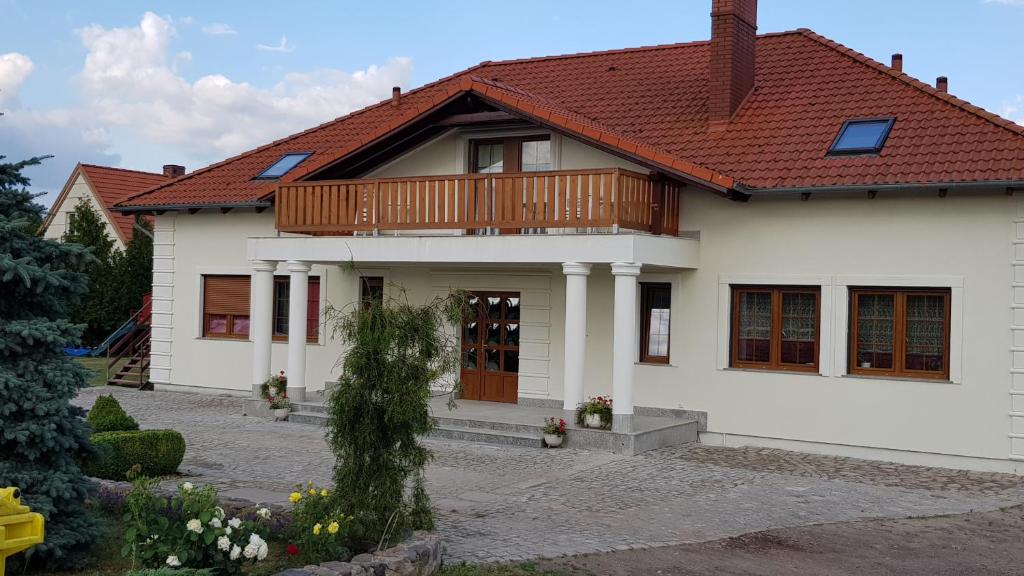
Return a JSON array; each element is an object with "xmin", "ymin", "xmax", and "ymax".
[{"xmin": 75, "ymin": 387, "xmax": 1024, "ymax": 564}]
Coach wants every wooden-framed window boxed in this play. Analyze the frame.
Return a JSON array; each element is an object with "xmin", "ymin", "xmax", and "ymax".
[
  {"xmin": 359, "ymin": 276, "xmax": 384, "ymax": 308},
  {"xmin": 202, "ymin": 276, "xmax": 251, "ymax": 339},
  {"xmin": 849, "ymin": 288, "xmax": 950, "ymax": 380},
  {"xmin": 640, "ymin": 283, "xmax": 671, "ymax": 363},
  {"xmin": 470, "ymin": 135, "xmax": 551, "ymax": 174},
  {"xmin": 731, "ymin": 286, "xmax": 820, "ymax": 372},
  {"xmin": 272, "ymin": 277, "xmax": 321, "ymax": 342},
  {"xmin": 202, "ymin": 274, "xmax": 319, "ymax": 342}
]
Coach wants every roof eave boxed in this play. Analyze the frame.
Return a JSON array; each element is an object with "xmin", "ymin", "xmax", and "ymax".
[
  {"xmin": 740, "ymin": 180, "xmax": 1024, "ymax": 195},
  {"xmin": 114, "ymin": 201, "xmax": 273, "ymax": 213}
]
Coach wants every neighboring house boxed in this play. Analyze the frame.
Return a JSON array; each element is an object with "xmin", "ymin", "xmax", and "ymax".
[
  {"xmin": 41, "ymin": 163, "xmax": 183, "ymax": 249},
  {"xmin": 116, "ymin": 0, "xmax": 1024, "ymax": 472}
]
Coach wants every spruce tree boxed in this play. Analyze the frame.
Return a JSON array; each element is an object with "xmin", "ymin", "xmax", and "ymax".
[{"xmin": 0, "ymin": 155, "xmax": 99, "ymax": 570}]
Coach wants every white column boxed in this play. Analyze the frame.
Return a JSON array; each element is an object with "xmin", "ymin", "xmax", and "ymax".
[
  {"xmin": 286, "ymin": 260, "xmax": 311, "ymax": 402},
  {"xmin": 250, "ymin": 260, "xmax": 277, "ymax": 397},
  {"xmin": 561, "ymin": 262, "xmax": 591, "ymax": 419},
  {"xmin": 611, "ymin": 262, "xmax": 641, "ymax": 433}
]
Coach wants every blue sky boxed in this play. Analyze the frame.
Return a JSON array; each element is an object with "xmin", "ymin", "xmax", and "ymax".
[{"xmin": 1, "ymin": 0, "xmax": 1022, "ymax": 206}]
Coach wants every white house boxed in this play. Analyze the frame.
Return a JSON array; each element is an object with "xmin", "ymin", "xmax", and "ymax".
[
  {"xmin": 41, "ymin": 163, "xmax": 181, "ymax": 249},
  {"xmin": 115, "ymin": 0, "xmax": 1024, "ymax": 472}
]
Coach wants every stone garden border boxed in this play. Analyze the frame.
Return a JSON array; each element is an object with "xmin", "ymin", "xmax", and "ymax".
[{"xmin": 94, "ymin": 479, "xmax": 444, "ymax": 575}]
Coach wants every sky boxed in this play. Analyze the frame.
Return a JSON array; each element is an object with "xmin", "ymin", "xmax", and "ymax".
[{"xmin": 1, "ymin": 0, "xmax": 1023, "ymax": 206}]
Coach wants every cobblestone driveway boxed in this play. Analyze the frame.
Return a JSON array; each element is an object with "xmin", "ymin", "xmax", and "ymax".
[{"xmin": 75, "ymin": 388, "xmax": 1024, "ymax": 564}]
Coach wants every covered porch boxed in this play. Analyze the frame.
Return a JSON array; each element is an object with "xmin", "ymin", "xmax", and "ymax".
[{"xmin": 245, "ymin": 232, "xmax": 699, "ymax": 435}]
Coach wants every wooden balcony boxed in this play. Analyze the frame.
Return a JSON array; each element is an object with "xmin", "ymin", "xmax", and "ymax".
[{"xmin": 274, "ymin": 168, "xmax": 681, "ymax": 236}]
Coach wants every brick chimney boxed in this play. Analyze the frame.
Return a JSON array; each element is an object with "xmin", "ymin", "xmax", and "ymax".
[
  {"xmin": 708, "ymin": 0, "xmax": 758, "ymax": 129},
  {"xmin": 163, "ymin": 164, "xmax": 185, "ymax": 178}
]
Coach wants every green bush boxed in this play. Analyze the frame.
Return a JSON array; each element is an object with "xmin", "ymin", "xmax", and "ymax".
[
  {"xmin": 87, "ymin": 394, "xmax": 139, "ymax": 432},
  {"xmin": 84, "ymin": 429, "xmax": 185, "ymax": 480}
]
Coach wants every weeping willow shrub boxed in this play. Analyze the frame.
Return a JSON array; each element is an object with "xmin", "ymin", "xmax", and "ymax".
[{"xmin": 325, "ymin": 285, "xmax": 464, "ymax": 549}]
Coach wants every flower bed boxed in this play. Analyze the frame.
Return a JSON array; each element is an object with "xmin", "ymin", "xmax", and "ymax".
[{"xmin": 272, "ymin": 532, "xmax": 443, "ymax": 576}]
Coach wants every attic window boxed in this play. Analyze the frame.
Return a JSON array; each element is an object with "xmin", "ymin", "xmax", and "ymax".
[
  {"xmin": 255, "ymin": 153, "xmax": 311, "ymax": 179},
  {"xmin": 827, "ymin": 118, "xmax": 895, "ymax": 156}
]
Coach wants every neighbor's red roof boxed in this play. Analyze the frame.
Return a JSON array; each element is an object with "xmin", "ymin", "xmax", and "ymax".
[
  {"xmin": 64, "ymin": 164, "xmax": 168, "ymax": 242},
  {"xmin": 120, "ymin": 29, "xmax": 1024, "ymax": 208}
]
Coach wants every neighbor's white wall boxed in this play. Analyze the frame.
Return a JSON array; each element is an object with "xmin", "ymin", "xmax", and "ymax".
[
  {"xmin": 43, "ymin": 173, "xmax": 126, "ymax": 250},
  {"xmin": 155, "ymin": 211, "xmax": 356, "ymax": 394},
  {"xmin": 575, "ymin": 191, "xmax": 1012, "ymax": 464}
]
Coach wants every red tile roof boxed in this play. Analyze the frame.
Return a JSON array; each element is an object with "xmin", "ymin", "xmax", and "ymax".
[
  {"xmin": 119, "ymin": 29, "xmax": 1024, "ymax": 208},
  {"xmin": 47, "ymin": 164, "xmax": 168, "ymax": 243}
]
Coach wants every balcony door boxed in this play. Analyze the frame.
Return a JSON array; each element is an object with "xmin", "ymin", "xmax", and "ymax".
[
  {"xmin": 471, "ymin": 136, "xmax": 551, "ymax": 235},
  {"xmin": 460, "ymin": 292, "xmax": 520, "ymax": 403}
]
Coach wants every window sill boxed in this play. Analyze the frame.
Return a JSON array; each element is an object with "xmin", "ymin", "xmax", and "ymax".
[
  {"xmin": 197, "ymin": 337, "xmax": 323, "ymax": 346},
  {"xmin": 636, "ymin": 361, "xmax": 676, "ymax": 368},
  {"xmin": 721, "ymin": 367, "xmax": 824, "ymax": 377},
  {"xmin": 841, "ymin": 373, "xmax": 956, "ymax": 385}
]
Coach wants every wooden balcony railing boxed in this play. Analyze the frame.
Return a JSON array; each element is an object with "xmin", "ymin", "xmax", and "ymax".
[{"xmin": 275, "ymin": 168, "xmax": 681, "ymax": 236}]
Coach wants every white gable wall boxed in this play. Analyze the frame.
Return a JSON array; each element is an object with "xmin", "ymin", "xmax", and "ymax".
[{"xmin": 43, "ymin": 172, "xmax": 126, "ymax": 250}]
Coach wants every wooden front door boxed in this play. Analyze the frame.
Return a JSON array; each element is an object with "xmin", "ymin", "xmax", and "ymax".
[{"xmin": 460, "ymin": 292, "xmax": 520, "ymax": 403}]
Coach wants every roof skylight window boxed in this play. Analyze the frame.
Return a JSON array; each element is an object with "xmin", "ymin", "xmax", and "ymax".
[
  {"xmin": 827, "ymin": 118, "xmax": 895, "ymax": 155},
  {"xmin": 255, "ymin": 153, "xmax": 311, "ymax": 179}
]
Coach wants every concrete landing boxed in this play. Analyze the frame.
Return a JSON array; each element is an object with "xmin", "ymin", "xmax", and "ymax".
[{"xmin": 242, "ymin": 395, "xmax": 698, "ymax": 456}]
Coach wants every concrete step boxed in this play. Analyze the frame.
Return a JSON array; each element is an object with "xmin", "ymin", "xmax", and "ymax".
[
  {"xmin": 432, "ymin": 415, "xmax": 543, "ymax": 436},
  {"xmin": 292, "ymin": 401, "xmax": 328, "ymax": 414},
  {"xmin": 284, "ymin": 410, "xmax": 544, "ymax": 448},
  {"xmin": 288, "ymin": 411, "xmax": 328, "ymax": 425},
  {"xmin": 430, "ymin": 424, "xmax": 543, "ymax": 448}
]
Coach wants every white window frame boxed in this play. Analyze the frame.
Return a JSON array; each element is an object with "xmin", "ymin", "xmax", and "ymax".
[
  {"xmin": 717, "ymin": 274, "xmax": 833, "ymax": 376},
  {"xmin": 834, "ymin": 275, "xmax": 963, "ymax": 384}
]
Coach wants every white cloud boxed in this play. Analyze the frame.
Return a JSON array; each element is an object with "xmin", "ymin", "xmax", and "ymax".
[
  {"xmin": 256, "ymin": 36, "xmax": 294, "ymax": 53},
  {"xmin": 202, "ymin": 23, "xmax": 237, "ymax": 36},
  {"xmin": 0, "ymin": 52, "xmax": 34, "ymax": 107},
  {"xmin": 1, "ymin": 12, "xmax": 411, "ymax": 200},
  {"xmin": 1002, "ymin": 95, "xmax": 1024, "ymax": 126}
]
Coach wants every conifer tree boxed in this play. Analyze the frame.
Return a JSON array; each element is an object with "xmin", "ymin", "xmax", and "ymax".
[
  {"xmin": 0, "ymin": 155, "xmax": 99, "ymax": 570},
  {"xmin": 63, "ymin": 199, "xmax": 118, "ymax": 345}
]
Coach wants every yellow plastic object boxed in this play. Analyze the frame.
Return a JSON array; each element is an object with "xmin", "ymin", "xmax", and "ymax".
[{"xmin": 0, "ymin": 488, "xmax": 45, "ymax": 575}]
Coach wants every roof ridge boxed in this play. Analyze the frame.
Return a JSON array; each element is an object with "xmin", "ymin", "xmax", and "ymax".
[
  {"xmin": 119, "ymin": 62, "xmax": 490, "ymax": 206},
  {"xmin": 80, "ymin": 163, "xmax": 168, "ymax": 178},
  {"xmin": 796, "ymin": 28, "xmax": 1024, "ymax": 138},
  {"xmin": 481, "ymin": 29, "xmax": 807, "ymax": 67}
]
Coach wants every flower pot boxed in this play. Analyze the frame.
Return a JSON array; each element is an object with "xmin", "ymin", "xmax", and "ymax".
[
  {"xmin": 543, "ymin": 434, "xmax": 564, "ymax": 447},
  {"xmin": 584, "ymin": 413, "xmax": 603, "ymax": 429},
  {"xmin": 272, "ymin": 408, "xmax": 290, "ymax": 421}
]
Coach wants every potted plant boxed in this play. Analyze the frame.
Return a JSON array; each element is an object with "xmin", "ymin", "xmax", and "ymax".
[
  {"xmin": 261, "ymin": 371, "xmax": 291, "ymax": 420},
  {"xmin": 576, "ymin": 396, "xmax": 612, "ymax": 430},
  {"xmin": 541, "ymin": 417, "xmax": 567, "ymax": 447}
]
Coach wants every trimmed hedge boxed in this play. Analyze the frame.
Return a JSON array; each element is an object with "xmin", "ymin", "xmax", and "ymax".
[
  {"xmin": 86, "ymin": 394, "xmax": 139, "ymax": 433},
  {"xmin": 84, "ymin": 429, "xmax": 185, "ymax": 480}
]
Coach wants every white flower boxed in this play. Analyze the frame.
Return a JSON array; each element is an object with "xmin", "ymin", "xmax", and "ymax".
[
  {"xmin": 224, "ymin": 525, "xmax": 233, "ymax": 536},
  {"xmin": 182, "ymin": 482, "xmax": 194, "ymax": 492},
  {"xmin": 186, "ymin": 518, "xmax": 204, "ymax": 534},
  {"xmin": 269, "ymin": 386, "xmax": 279, "ymax": 396},
  {"xmin": 215, "ymin": 506, "xmax": 226, "ymax": 519},
  {"xmin": 217, "ymin": 535, "xmax": 231, "ymax": 551},
  {"xmin": 229, "ymin": 545, "xmax": 241, "ymax": 561},
  {"xmin": 166, "ymin": 555, "xmax": 181, "ymax": 567},
  {"xmin": 257, "ymin": 542, "xmax": 268, "ymax": 561},
  {"xmin": 243, "ymin": 543, "xmax": 258, "ymax": 559},
  {"xmin": 256, "ymin": 507, "xmax": 271, "ymax": 520},
  {"xmin": 209, "ymin": 517, "xmax": 222, "ymax": 528},
  {"xmin": 151, "ymin": 534, "xmax": 159, "ymax": 540},
  {"xmin": 228, "ymin": 517, "xmax": 242, "ymax": 529},
  {"xmin": 248, "ymin": 533, "xmax": 264, "ymax": 545}
]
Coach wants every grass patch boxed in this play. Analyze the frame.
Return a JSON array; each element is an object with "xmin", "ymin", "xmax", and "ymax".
[{"xmin": 74, "ymin": 356, "xmax": 129, "ymax": 387}]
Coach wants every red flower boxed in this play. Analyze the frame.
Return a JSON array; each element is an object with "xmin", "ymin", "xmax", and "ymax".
[{"xmin": 286, "ymin": 543, "xmax": 299, "ymax": 556}]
